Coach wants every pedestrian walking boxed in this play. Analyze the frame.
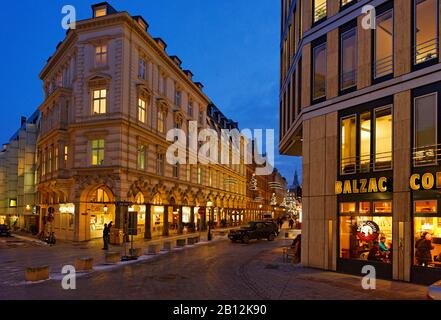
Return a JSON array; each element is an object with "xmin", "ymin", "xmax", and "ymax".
[{"xmin": 289, "ymin": 219, "xmax": 294, "ymax": 229}]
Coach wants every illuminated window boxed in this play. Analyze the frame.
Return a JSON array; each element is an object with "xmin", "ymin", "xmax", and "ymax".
[
  {"xmin": 92, "ymin": 89, "xmax": 107, "ymax": 114},
  {"xmin": 157, "ymin": 111, "xmax": 166, "ymax": 133},
  {"xmin": 415, "ymin": 200, "xmax": 437, "ymax": 214},
  {"xmin": 414, "ymin": 0, "xmax": 438, "ymax": 65},
  {"xmin": 341, "ymin": 0, "xmax": 355, "ymax": 7},
  {"xmin": 186, "ymin": 165, "xmax": 191, "ymax": 182},
  {"xmin": 42, "ymin": 150, "xmax": 46, "ymax": 176},
  {"xmin": 95, "ymin": 45, "xmax": 107, "ymax": 66},
  {"xmin": 340, "ymin": 27, "xmax": 357, "ymax": 91},
  {"xmin": 197, "ymin": 167, "xmax": 202, "ymax": 184},
  {"xmin": 414, "ymin": 93, "xmax": 437, "ymax": 166},
  {"xmin": 414, "ymin": 216, "xmax": 441, "ymax": 268},
  {"xmin": 138, "ymin": 98, "xmax": 147, "ymax": 123},
  {"xmin": 341, "ymin": 116, "xmax": 356, "ymax": 174},
  {"xmin": 340, "ymin": 202, "xmax": 356, "ymax": 214},
  {"xmin": 64, "ymin": 146, "xmax": 68, "ymax": 167},
  {"xmin": 9, "ymin": 199, "xmax": 17, "ymax": 208},
  {"xmin": 55, "ymin": 146, "xmax": 59, "ymax": 171},
  {"xmin": 137, "ymin": 145, "xmax": 145, "ymax": 170},
  {"xmin": 340, "ymin": 216, "xmax": 393, "ymax": 264},
  {"xmin": 374, "ymin": 107, "xmax": 392, "ymax": 170},
  {"xmin": 374, "ymin": 201, "xmax": 392, "ymax": 214},
  {"xmin": 95, "ymin": 8, "xmax": 107, "ymax": 18},
  {"xmin": 360, "ymin": 112, "xmax": 371, "ymax": 172},
  {"xmin": 360, "ymin": 202, "xmax": 371, "ymax": 214},
  {"xmin": 94, "ymin": 188, "xmax": 110, "ymax": 202},
  {"xmin": 312, "ymin": 41, "xmax": 327, "ymax": 101},
  {"xmin": 313, "ymin": 0, "xmax": 327, "ymax": 23},
  {"xmin": 91, "ymin": 139, "xmax": 105, "ymax": 166},
  {"xmin": 374, "ymin": 9, "xmax": 394, "ymax": 79},
  {"xmin": 48, "ymin": 146, "xmax": 53, "ymax": 174}
]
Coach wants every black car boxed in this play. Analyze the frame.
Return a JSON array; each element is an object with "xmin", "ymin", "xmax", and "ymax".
[
  {"xmin": 229, "ymin": 221, "xmax": 278, "ymax": 244},
  {"xmin": 0, "ymin": 224, "xmax": 11, "ymax": 237}
]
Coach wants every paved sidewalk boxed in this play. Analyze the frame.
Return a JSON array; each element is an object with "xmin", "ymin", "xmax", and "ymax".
[{"xmin": 0, "ymin": 230, "xmax": 230, "ymax": 287}]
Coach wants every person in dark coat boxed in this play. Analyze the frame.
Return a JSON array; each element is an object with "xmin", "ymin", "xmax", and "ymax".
[
  {"xmin": 102, "ymin": 223, "xmax": 110, "ymax": 250},
  {"xmin": 415, "ymin": 232, "xmax": 434, "ymax": 266},
  {"xmin": 367, "ymin": 241, "xmax": 382, "ymax": 262}
]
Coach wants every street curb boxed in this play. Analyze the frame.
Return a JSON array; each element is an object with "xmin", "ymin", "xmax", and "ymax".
[{"xmin": 11, "ymin": 234, "xmax": 48, "ymax": 246}]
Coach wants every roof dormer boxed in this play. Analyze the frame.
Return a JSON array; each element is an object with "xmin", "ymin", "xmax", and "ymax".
[{"xmin": 92, "ymin": 2, "xmax": 117, "ymax": 18}]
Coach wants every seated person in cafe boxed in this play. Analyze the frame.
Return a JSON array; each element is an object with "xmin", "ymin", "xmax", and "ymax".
[
  {"xmin": 379, "ymin": 236, "xmax": 388, "ymax": 254},
  {"xmin": 367, "ymin": 241, "xmax": 383, "ymax": 262}
]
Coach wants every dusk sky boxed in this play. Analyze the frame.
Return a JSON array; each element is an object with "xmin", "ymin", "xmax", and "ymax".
[{"xmin": 0, "ymin": 0, "xmax": 302, "ymax": 185}]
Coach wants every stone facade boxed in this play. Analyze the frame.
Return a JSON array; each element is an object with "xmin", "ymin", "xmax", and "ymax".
[{"xmin": 36, "ymin": 3, "xmax": 247, "ymax": 242}]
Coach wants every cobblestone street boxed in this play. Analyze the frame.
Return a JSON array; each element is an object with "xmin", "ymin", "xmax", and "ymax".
[{"xmin": 0, "ymin": 232, "xmax": 428, "ymax": 300}]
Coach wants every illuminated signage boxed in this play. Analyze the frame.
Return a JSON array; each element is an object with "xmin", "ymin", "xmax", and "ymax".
[
  {"xmin": 59, "ymin": 203, "xmax": 75, "ymax": 214},
  {"xmin": 335, "ymin": 177, "xmax": 389, "ymax": 195},
  {"xmin": 357, "ymin": 221, "xmax": 380, "ymax": 242},
  {"xmin": 410, "ymin": 172, "xmax": 441, "ymax": 191}
]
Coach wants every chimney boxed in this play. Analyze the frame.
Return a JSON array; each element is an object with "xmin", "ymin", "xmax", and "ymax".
[{"xmin": 21, "ymin": 117, "xmax": 27, "ymax": 126}]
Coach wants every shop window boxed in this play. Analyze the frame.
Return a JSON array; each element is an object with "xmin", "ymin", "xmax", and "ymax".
[
  {"xmin": 341, "ymin": 115, "xmax": 356, "ymax": 174},
  {"xmin": 360, "ymin": 202, "xmax": 371, "ymax": 214},
  {"xmin": 340, "ymin": 215, "xmax": 393, "ymax": 264},
  {"xmin": 313, "ymin": 0, "xmax": 327, "ymax": 23},
  {"xmin": 374, "ymin": 201, "xmax": 392, "ymax": 214},
  {"xmin": 414, "ymin": 0, "xmax": 438, "ymax": 66},
  {"xmin": 312, "ymin": 41, "xmax": 327, "ymax": 102},
  {"xmin": 374, "ymin": 107, "xmax": 392, "ymax": 170},
  {"xmin": 414, "ymin": 216, "xmax": 441, "ymax": 268},
  {"xmin": 340, "ymin": 202, "xmax": 356, "ymax": 214},
  {"xmin": 374, "ymin": 9, "xmax": 394, "ymax": 80},
  {"xmin": 415, "ymin": 200, "xmax": 437, "ymax": 214},
  {"xmin": 414, "ymin": 93, "xmax": 437, "ymax": 166},
  {"xmin": 340, "ymin": 27, "xmax": 357, "ymax": 92}
]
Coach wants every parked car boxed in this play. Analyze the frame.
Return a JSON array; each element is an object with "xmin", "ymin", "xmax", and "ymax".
[
  {"xmin": 428, "ymin": 280, "xmax": 441, "ymax": 300},
  {"xmin": 0, "ymin": 224, "xmax": 11, "ymax": 237},
  {"xmin": 229, "ymin": 221, "xmax": 278, "ymax": 244}
]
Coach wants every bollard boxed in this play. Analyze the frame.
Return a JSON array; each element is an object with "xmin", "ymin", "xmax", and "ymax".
[
  {"xmin": 25, "ymin": 266, "xmax": 50, "ymax": 282},
  {"xmin": 105, "ymin": 252, "xmax": 121, "ymax": 264},
  {"xmin": 176, "ymin": 239, "xmax": 186, "ymax": 247},
  {"xmin": 129, "ymin": 248, "xmax": 143, "ymax": 258},
  {"xmin": 75, "ymin": 257, "xmax": 93, "ymax": 272},
  {"xmin": 147, "ymin": 244, "xmax": 161, "ymax": 255},
  {"xmin": 162, "ymin": 241, "xmax": 173, "ymax": 251}
]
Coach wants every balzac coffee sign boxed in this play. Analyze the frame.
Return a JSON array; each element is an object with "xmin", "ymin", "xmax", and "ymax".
[{"xmin": 335, "ymin": 177, "xmax": 390, "ymax": 195}]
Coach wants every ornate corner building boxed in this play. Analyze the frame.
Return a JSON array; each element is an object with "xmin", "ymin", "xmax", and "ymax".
[
  {"xmin": 35, "ymin": 2, "xmax": 250, "ymax": 243},
  {"xmin": 280, "ymin": 0, "xmax": 441, "ymax": 284}
]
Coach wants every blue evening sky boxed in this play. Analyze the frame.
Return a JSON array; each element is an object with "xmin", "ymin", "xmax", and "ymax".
[{"xmin": 0, "ymin": 0, "xmax": 302, "ymax": 185}]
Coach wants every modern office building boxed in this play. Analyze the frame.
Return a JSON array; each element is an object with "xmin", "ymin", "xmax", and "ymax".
[
  {"xmin": 280, "ymin": 0, "xmax": 441, "ymax": 284},
  {"xmin": 36, "ymin": 2, "xmax": 248, "ymax": 242},
  {"xmin": 0, "ymin": 112, "xmax": 40, "ymax": 232}
]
